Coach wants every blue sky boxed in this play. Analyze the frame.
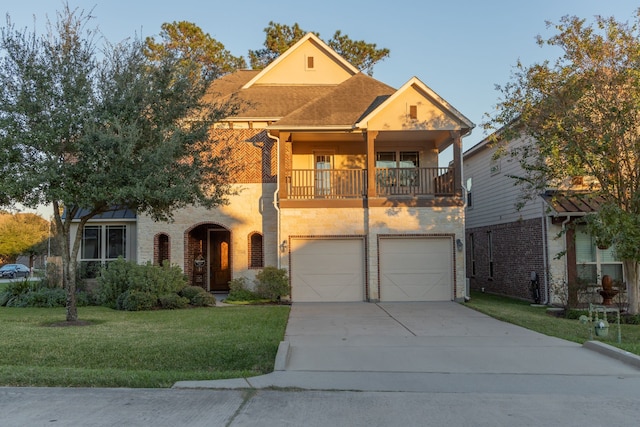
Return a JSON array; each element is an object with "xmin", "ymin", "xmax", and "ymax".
[{"xmin": 4, "ymin": 0, "xmax": 638, "ymax": 148}]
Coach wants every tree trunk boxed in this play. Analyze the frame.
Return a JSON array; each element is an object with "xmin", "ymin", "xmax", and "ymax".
[
  {"xmin": 623, "ymin": 260, "xmax": 639, "ymax": 315},
  {"xmin": 61, "ymin": 232, "xmax": 78, "ymax": 322},
  {"xmin": 65, "ymin": 259, "xmax": 78, "ymax": 321},
  {"xmin": 55, "ymin": 204, "xmax": 80, "ymax": 322}
]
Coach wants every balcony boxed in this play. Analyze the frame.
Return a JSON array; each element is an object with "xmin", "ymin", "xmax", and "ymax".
[{"xmin": 284, "ymin": 167, "xmax": 454, "ymax": 200}]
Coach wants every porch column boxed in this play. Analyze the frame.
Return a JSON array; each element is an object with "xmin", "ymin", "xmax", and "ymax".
[
  {"xmin": 366, "ymin": 131, "xmax": 378, "ymax": 199},
  {"xmin": 451, "ymin": 130, "xmax": 463, "ymax": 197},
  {"xmin": 565, "ymin": 223, "xmax": 578, "ymax": 306},
  {"xmin": 279, "ymin": 132, "xmax": 291, "ymax": 200}
]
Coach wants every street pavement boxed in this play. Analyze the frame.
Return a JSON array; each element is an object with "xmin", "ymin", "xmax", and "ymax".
[{"xmin": 2, "ymin": 301, "xmax": 640, "ymax": 426}]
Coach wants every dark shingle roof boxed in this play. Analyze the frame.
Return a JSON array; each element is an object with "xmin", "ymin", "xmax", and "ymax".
[
  {"xmin": 274, "ymin": 73, "xmax": 395, "ymax": 128},
  {"xmin": 205, "ymin": 70, "xmax": 338, "ymax": 119},
  {"xmin": 205, "ymin": 70, "xmax": 395, "ymax": 126}
]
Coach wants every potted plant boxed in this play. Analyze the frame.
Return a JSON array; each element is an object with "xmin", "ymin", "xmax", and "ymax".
[{"xmin": 594, "ymin": 319, "xmax": 609, "ymax": 337}]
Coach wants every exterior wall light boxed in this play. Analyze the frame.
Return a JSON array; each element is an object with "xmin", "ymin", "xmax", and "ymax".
[
  {"xmin": 456, "ymin": 238, "xmax": 464, "ymax": 252},
  {"xmin": 280, "ymin": 240, "xmax": 288, "ymax": 253}
]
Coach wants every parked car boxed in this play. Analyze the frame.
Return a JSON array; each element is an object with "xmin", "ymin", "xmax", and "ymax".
[{"xmin": 0, "ymin": 264, "xmax": 30, "ymax": 279}]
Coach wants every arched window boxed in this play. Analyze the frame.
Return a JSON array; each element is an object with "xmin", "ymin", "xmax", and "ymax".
[
  {"xmin": 154, "ymin": 233, "xmax": 170, "ymax": 265},
  {"xmin": 249, "ymin": 232, "xmax": 264, "ymax": 268}
]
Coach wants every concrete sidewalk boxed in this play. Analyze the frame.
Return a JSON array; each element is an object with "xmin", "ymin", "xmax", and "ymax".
[
  {"xmin": 5, "ymin": 302, "xmax": 640, "ymax": 427},
  {"xmin": 175, "ymin": 302, "xmax": 640, "ymax": 391}
]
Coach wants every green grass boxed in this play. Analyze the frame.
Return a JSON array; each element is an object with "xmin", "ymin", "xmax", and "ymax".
[
  {"xmin": 0, "ymin": 305, "xmax": 290, "ymax": 388},
  {"xmin": 464, "ymin": 291, "xmax": 640, "ymax": 356}
]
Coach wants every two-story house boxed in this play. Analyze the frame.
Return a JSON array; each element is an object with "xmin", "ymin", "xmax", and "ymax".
[
  {"xmin": 464, "ymin": 132, "xmax": 624, "ymax": 305},
  {"xmin": 73, "ymin": 33, "xmax": 475, "ymax": 302}
]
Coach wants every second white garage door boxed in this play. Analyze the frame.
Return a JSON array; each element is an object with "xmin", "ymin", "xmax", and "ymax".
[
  {"xmin": 290, "ymin": 238, "xmax": 365, "ymax": 302},
  {"xmin": 379, "ymin": 237, "xmax": 453, "ymax": 302}
]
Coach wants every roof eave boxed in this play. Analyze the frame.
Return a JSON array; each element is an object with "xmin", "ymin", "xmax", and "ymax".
[{"xmin": 267, "ymin": 124, "xmax": 358, "ymax": 132}]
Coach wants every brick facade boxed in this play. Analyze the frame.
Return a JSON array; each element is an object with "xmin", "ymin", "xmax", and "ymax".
[
  {"xmin": 466, "ymin": 218, "xmax": 544, "ymax": 301},
  {"xmin": 211, "ymin": 129, "xmax": 277, "ymax": 184}
]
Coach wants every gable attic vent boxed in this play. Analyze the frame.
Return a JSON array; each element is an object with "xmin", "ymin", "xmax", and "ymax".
[
  {"xmin": 306, "ymin": 56, "xmax": 315, "ymax": 70},
  {"xmin": 409, "ymin": 105, "xmax": 418, "ymax": 120}
]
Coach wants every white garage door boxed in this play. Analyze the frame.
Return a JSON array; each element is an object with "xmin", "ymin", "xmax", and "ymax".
[
  {"xmin": 379, "ymin": 237, "xmax": 452, "ymax": 301},
  {"xmin": 290, "ymin": 238, "xmax": 365, "ymax": 302}
]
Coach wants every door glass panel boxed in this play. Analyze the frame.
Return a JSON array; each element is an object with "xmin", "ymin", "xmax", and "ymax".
[
  {"xmin": 316, "ymin": 154, "xmax": 332, "ymax": 196},
  {"xmin": 376, "ymin": 151, "xmax": 396, "ymax": 167}
]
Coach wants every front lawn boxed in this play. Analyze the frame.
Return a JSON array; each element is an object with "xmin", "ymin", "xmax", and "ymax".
[
  {"xmin": 464, "ymin": 291, "xmax": 640, "ymax": 356},
  {"xmin": 0, "ymin": 305, "xmax": 290, "ymax": 387}
]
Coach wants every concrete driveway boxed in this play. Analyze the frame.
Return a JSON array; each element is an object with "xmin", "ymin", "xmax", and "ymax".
[
  {"xmin": 176, "ymin": 301, "xmax": 640, "ymax": 392},
  {"xmin": 282, "ymin": 301, "xmax": 639, "ymax": 375}
]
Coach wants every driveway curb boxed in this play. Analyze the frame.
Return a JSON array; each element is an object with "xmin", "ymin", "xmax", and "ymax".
[
  {"xmin": 583, "ymin": 341, "xmax": 640, "ymax": 370},
  {"xmin": 274, "ymin": 341, "xmax": 290, "ymax": 371}
]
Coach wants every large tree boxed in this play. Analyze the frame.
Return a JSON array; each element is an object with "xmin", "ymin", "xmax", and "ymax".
[
  {"xmin": 488, "ymin": 12, "xmax": 640, "ymax": 313},
  {"xmin": 248, "ymin": 21, "xmax": 389, "ymax": 75},
  {"xmin": 0, "ymin": 6, "xmax": 233, "ymax": 321},
  {"xmin": 0, "ymin": 212, "xmax": 49, "ymax": 265},
  {"xmin": 144, "ymin": 21, "xmax": 246, "ymax": 81}
]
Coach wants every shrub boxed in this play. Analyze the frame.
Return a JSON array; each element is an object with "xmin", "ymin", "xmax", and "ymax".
[
  {"xmin": 0, "ymin": 277, "xmax": 91, "ymax": 308},
  {"xmin": 129, "ymin": 261, "xmax": 187, "ymax": 296},
  {"xmin": 254, "ymin": 266, "xmax": 289, "ymax": 302},
  {"xmin": 97, "ymin": 258, "xmax": 135, "ymax": 308},
  {"xmin": 117, "ymin": 290, "xmax": 156, "ymax": 311},
  {"xmin": 0, "ymin": 278, "xmax": 37, "ymax": 307},
  {"xmin": 622, "ymin": 314, "xmax": 640, "ymax": 325},
  {"xmin": 96, "ymin": 259, "xmax": 188, "ymax": 310},
  {"xmin": 179, "ymin": 286, "xmax": 216, "ymax": 307},
  {"xmin": 190, "ymin": 290, "xmax": 216, "ymax": 307},
  {"xmin": 565, "ymin": 309, "xmax": 588, "ymax": 320},
  {"xmin": 180, "ymin": 285, "xmax": 206, "ymax": 301},
  {"xmin": 158, "ymin": 293, "xmax": 190, "ymax": 309},
  {"xmin": 226, "ymin": 277, "xmax": 260, "ymax": 302},
  {"xmin": 17, "ymin": 287, "xmax": 67, "ymax": 308}
]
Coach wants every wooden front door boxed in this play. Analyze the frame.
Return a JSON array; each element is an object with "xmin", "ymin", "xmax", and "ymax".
[{"xmin": 208, "ymin": 229, "xmax": 231, "ymax": 292}]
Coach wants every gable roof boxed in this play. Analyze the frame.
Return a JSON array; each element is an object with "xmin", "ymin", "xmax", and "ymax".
[
  {"xmin": 355, "ymin": 77, "xmax": 474, "ymax": 131},
  {"xmin": 205, "ymin": 35, "xmax": 472, "ymax": 133},
  {"xmin": 241, "ymin": 33, "xmax": 359, "ymax": 89}
]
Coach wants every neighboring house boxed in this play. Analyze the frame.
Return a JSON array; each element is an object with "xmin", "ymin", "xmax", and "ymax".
[
  {"xmin": 463, "ymin": 132, "xmax": 624, "ymax": 305},
  {"xmin": 72, "ymin": 33, "xmax": 475, "ymax": 302}
]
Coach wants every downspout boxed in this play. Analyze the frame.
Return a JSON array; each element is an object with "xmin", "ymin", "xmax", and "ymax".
[
  {"xmin": 460, "ymin": 128, "xmax": 472, "ymax": 300},
  {"xmin": 560, "ymin": 215, "xmax": 572, "ymax": 304},
  {"xmin": 266, "ymin": 131, "xmax": 282, "ymax": 269},
  {"xmin": 541, "ymin": 202, "xmax": 550, "ymax": 304}
]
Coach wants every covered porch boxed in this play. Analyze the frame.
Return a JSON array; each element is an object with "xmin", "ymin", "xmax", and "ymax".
[{"xmin": 278, "ymin": 129, "xmax": 464, "ymax": 205}]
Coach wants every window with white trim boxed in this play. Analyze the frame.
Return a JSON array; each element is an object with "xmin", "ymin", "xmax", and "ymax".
[{"xmin": 575, "ymin": 226, "xmax": 623, "ymax": 285}]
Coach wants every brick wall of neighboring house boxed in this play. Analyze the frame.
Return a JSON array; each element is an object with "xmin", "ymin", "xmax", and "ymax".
[{"xmin": 466, "ymin": 217, "xmax": 545, "ymax": 301}]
